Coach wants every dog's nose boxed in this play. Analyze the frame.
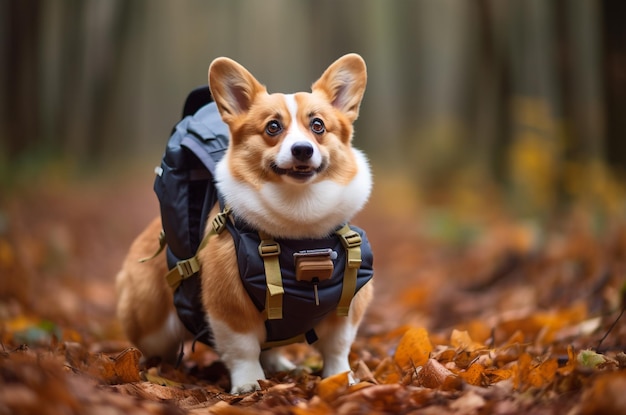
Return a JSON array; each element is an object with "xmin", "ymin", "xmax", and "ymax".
[{"xmin": 291, "ymin": 142, "xmax": 314, "ymax": 162}]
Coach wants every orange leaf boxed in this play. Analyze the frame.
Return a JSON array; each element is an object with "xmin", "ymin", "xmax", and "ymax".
[
  {"xmin": 373, "ymin": 356, "xmax": 401, "ymax": 385},
  {"xmin": 513, "ymin": 353, "xmax": 558, "ymax": 390},
  {"xmin": 90, "ymin": 348, "xmax": 142, "ymax": 384},
  {"xmin": 316, "ymin": 371, "xmax": 349, "ymax": 401},
  {"xmin": 527, "ymin": 358, "xmax": 558, "ymax": 388},
  {"xmin": 485, "ymin": 368, "xmax": 513, "ymax": 384},
  {"xmin": 394, "ymin": 327, "xmax": 432, "ymax": 369},
  {"xmin": 292, "ymin": 396, "xmax": 334, "ymax": 415},
  {"xmin": 459, "ymin": 363, "xmax": 484, "ymax": 386}
]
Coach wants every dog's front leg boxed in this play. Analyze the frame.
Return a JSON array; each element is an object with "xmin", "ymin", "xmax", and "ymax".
[
  {"xmin": 314, "ymin": 314, "xmax": 359, "ymax": 378},
  {"xmin": 209, "ymin": 318, "xmax": 265, "ymax": 394},
  {"xmin": 314, "ymin": 282, "xmax": 373, "ymax": 379}
]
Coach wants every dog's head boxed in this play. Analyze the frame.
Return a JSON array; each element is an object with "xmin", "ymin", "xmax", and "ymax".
[{"xmin": 209, "ymin": 54, "xmax": 371, "ymax": 238}]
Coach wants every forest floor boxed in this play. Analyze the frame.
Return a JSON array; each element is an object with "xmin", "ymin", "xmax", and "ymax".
[{"xmin": 1, "ymin": 165, "xmax": 626, "ymax": 415}]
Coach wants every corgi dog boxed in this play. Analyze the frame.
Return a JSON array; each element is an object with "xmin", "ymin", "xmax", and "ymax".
[{"xmin": 116, "ymin": 53, "xmax": 373, "ymax": 394}]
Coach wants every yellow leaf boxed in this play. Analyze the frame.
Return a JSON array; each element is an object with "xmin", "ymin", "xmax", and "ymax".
[
  {"xmin": 450, "ymin": 329, "xmax": 484, "ymax": 352},
  {"xmin": 394, "ymin": 327, "xmax": 432, "ymax": 369},
  {"xmin": 143, "ymin": 367, "xmax": 183, "ymax": 388}
]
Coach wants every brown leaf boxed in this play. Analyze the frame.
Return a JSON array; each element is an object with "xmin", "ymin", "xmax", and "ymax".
[
  {"xmin": 580, "ymin": 371, "xmax": 626, "ymax": 415},
  {"xmin": 416, "ymin": 358, "xmax": 459, "ymax": 390},
  {"xmin": 90, "ymin": 347, "xmax": 142, "ymax": 384},
  {"xmin": 353, "ymin": 359, "xmax": 378, "ymax": 384},
  {"xmin": 448, "ymin": 390, "xmax": 486, "ymax": 413}
]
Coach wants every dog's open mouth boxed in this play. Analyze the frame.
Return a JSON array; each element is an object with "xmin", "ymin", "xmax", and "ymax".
[{"xmin": 271, "ymin": 162, "xmax": 326, "ymax": 181}]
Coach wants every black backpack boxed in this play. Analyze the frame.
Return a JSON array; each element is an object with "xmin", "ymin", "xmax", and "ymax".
[
  {"xmin": 150, "ymin": 87, "xmax": 374, "ymax": 347},
  {"xmin": 154, "ymin": 86, "xmax": 229, "ymax": 272}
]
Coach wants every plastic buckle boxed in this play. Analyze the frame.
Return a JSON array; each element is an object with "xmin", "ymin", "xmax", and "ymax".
[
  {"xmin": 176, "ymin": 258, "xmax": 200, "ymax": 279},
  {"xmin": 340, "ymin": 231, "xmax": 362, "ymax": 249},
  {"xmin": 211, "ymin": 208, "xmax": 231, "ymax": 234},
  {"xmin": 258, "ymin": 240, "xmax": 281, "ymax": 257}
]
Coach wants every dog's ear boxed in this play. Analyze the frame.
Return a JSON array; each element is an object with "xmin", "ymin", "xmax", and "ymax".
[
  {"xmin": 312, "ymin": 54, "xmax": 367, "ymax": 123},
  {"xmin": 209, "ymin": 58, "xmax": 266, "ymax": 123}
]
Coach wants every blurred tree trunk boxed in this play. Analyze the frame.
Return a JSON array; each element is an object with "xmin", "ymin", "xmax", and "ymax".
[
  {"xmin": 602, "ymin": 0, "xmax": 626, "ymax": 169},
  {"xmin": 55, "ymin": 0, "xmax": 134, "ymax": 162},
  {"xmin": 563, "ymin": 0, "xmax": 604, "ymax": 162},
  {"xmin": 472, "ymin": 0, "xmax": 509, "ymax": 182},
  {"xmin": 0, "ymin": 0, "xmax": 621, "ymax": 217},
  {"xmin": 1, "ymin": 0, "xmax": 42, "ymax": 159},
  {"xmin": 505, "ymin": 0, "xmax": 564, "ymax": 215}
]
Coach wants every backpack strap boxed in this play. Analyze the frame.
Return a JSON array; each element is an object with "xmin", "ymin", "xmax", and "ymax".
[
  {"xmin": 138, "ymin": 229, "xmax": 167, "ymax": 263},
  {"xmin": 165, "ymin": 207, "xmax": 231, "ymax": 291},
  {"xmin": 335, "ymin": 224, "xmax": 363, "ymax": 316},
  {"xmin": 258, "ymin": 231, "xmax": 284, "ymax": 320},
  {"xmin": 261, "ymin": 329, "xmax": 318, "ymax": 351}
]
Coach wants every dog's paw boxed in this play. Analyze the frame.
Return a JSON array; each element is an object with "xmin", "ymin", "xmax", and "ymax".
[{"xmin": 230, "ymin": 381, "xmax": 261, "ymax": 395}]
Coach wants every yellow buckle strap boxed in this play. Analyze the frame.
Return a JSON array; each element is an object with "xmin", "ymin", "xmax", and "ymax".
[
  {"xmin": 209, "ymin": 206, "xmax": 231, "ymax": 238},
  {"xmin": 165, "ymin": 206, "xmax": 231, "ymax": 292},
  {"xmin": 335, "ymin": 224, "xmax": 362, "ymax": 316},
  {"xmin": 258, "ymin": 232, "xmax": 284, "ymax": 320},
  {"xmin": 138, "ymin": 229, "xmax": 167, "ymax": 263}
]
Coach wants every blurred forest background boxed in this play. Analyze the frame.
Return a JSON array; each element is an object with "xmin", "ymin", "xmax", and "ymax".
[
  {"xmin": 3, "ymin": 2, "xmax": 626, "ymax": 412},
  {"xmin": 2, "ymin": 0, "xmax": 626, "ymax": 220}
]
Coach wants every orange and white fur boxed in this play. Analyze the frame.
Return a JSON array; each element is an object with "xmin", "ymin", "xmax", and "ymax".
[{"xmin": 116, "ymin": 54, "xmax": 373, "ymax": 394}]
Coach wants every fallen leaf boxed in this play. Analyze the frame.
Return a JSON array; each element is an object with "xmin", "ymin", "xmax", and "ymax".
[
  {"xmin": 143, "ymin": 366, "xmax": 184, "ymax": 388},
  {"xmin": 580, "ymin": 371, "xmax": 626, "ymax": 415},
  {"xmin": 577, "ymin": 349, "xmax": 606, "ymax": 369},
  {"xmin": 416, "ymin": 358, "xmax": 458, "ymax": 389},
  {"xmin": 90, "ymin": 347, "xmax": 142, "ymax": 384},
  {"xmin": 394, "ymin": 327, "xmax": 433, "ymax": 369},
  {"xmin": 449, "ymin": 390, "xmax": 486, "ymax": 412},
  {"xmin": 513, "ymin": 353, "xmax": 558, "ymax": 390},
  {"xmin": 353, "ymin": 359, "xmax": 378, "ymax": 384},
  {"xmin": 459, "ymin": 362, "xmax": 485, "ymax": 386},
  {"xmin": 316, "ymin": 371, "xmax": 349, "ymax": 401},
  {"xmin": 373, "ymin": 356, "xmax": 402, "ymax": 385},
  {"xmin": 450, "ymin": 329, "xmax": 485, "ymax": 352}
]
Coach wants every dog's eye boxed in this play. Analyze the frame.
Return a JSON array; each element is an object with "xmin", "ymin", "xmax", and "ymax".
[
  {"xmin": 310, "ymin": 118, "xmax": 325, "ymax": 135},
  {"xmin": 265, "ymin": 120, "xmax": 283, "ymax": 136}
]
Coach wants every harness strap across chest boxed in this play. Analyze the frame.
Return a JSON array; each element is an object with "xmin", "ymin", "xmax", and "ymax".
[
  {"xmin": 163, "ymin": 207, "xmax": 366, "ymax": 349},
  {"xmin": 257, "ymin": 224, "xmax": 362, "ymax": 322}
]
